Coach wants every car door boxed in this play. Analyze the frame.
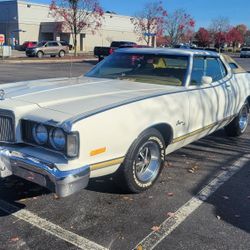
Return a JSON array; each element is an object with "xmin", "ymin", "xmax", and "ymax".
[
  {"xmin": 45, "ymin": 42, "xmax": 58, "ymax": 55},
  {"xmin": 187, "ymin": 57, "xmax": 217, "ymax": 132},
  {"xmin": 188, "ymin": 56, "xmax": 237, "ymax": 142},
  {"xmin": 207, "ymin": 57, "xmax": 236, "ymax": 120}
]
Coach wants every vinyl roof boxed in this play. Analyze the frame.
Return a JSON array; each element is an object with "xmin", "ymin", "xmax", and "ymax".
[{"xmin": 117, "ymin": 48, "xmax": 219, "ymax": 57}]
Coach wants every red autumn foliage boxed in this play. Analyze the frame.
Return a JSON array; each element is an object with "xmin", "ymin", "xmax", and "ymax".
[
  {"xmin": 164, "ymin": 9, "xmax": 195, "ymax": 46},
  {"xmin": 226, "ymin": 27, "xmax": 244, "ymax": 47},
  {"xmin": 235, "ymin": 24, "xmax": 248, "ymax": 36},
  {"xmin": 195, "ymin": 28, "xmax": 210, "ymax": 47},
  {"xmin": 214, "ymin": 31, "xmax": 227, "ymax": 48},
  {"xmin": 131, "ymin": 1, "xmax": 167, "ymax": 46}
]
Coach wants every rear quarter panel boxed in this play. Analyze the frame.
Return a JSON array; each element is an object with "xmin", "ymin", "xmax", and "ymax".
[{"xmin": 232, "ymin": 72, "xmax": 250, "ymax": 113}]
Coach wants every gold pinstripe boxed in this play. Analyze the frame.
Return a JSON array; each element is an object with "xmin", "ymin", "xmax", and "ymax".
[
  {"xmin": 90, "ymin": 157, "xmax": 125, "ymax": 171},
  {"xmin": 90, "ymin": 115, "xmax": 235, "ymax": 171},
  {"xmin": 172, "ymin": 115, "xmax": 234, "ymax": 144}
]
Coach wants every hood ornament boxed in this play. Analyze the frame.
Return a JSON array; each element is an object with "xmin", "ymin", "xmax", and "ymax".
[{"xmin": 0, "ymin": 89, "xmax": 5, "ymax": 100}]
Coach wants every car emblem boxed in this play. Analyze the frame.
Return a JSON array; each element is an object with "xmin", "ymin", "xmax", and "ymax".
[{"xmin": 0, "ymin": 89, "xmax": 5, "ymax": 100}]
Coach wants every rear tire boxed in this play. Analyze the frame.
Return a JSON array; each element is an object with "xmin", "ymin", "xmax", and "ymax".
[
  {"xmin": 224, "ymin": 103, "xmax": 249, "ymax": 137},
  {"xmin": 116, "ymin": 128, "xmax": 166, "ymax": 193},
  {"xmin": 98, "ymin": 56, "xmax": 104, "ymax": 62},
  {"xmin": 59, "ymin": 50, "xmax": 65, "ymax": 57}
]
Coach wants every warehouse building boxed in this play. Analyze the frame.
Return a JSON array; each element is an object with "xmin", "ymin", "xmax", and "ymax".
[{"xmin": 0, "ymin": 0, "xmax": 141, "ymax": 51}]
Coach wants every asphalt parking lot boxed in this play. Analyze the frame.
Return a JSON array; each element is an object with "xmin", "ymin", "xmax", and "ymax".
[{"xmin": 0, "ymin": 56, "xmax": 250, "ymax": 250}]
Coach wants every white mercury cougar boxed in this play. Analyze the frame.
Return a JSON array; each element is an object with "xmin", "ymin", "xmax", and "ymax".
[{"xmin": 0, "ymin": 48, "xmax": 249, "ymax": 197}]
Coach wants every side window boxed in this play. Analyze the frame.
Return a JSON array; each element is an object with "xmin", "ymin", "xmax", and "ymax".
[
  {"xmin": 190, "ymin": 57, "xmax": 205, "ymax": 85},
  {"xmin": 218, "ymin": 59, "xmax": 227, "ymax": 77},
  {"xmin": 47, "ymin": 42, "xmax": 59, "ymax": 47},
  {"xmin": 205, "ymin": 58, "xmax": 224, "ymax": 82}
]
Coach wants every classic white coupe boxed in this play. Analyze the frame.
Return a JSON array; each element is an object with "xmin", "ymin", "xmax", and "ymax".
[{"xmin": 0, "ymin": 48, "xmax": 249, "ymax": 197}]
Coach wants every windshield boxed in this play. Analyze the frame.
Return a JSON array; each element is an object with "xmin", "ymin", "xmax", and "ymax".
[
  {"xmin": 36, "ymin": 41, "xmax": 46, "ymax": 47},
  {"xmin": 86, "ymin": 52, "xmax": 188, "ymax": 86}
]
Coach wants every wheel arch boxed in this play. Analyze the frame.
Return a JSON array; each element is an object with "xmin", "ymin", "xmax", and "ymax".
[
  {"xmin": 136, "ymin": 122, "xmax": 174, "ymax": 147},
  {"xmin": 36, "ymin": 50, "xmax": 44, "ymax": 55},
  {"xmin": 246, "ymin": 96, "xmax": 250, "ymax": 110},
  {"xmin": 150, "ymin": 123, "xmax": 174, "ymax": 146}
]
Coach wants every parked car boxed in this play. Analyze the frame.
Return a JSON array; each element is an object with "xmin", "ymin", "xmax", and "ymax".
[
  {"xmin": 19, "ymin": 41, "xmax": 37, "ymax": 51},
  {"xmin": 0, "ymin": 48, "xmax": 249, "ymax": 197},
  {"xmin": 25, "ymin": 41, "xmax": 69, "ymax": 58},
  {"xmin": 60, "ymin": 40, "xmax": 73, "ymax": 50},
  {"xmin": 240, "ymin": 47, "xmax": 250, "ymax": 58},
  {"xmin": 174, "ymin": 44, "xmax": 191, "ymax": 49},
  {"xmin": 94, "ymin": 41, "xmax": 137, "ymax": 61}
]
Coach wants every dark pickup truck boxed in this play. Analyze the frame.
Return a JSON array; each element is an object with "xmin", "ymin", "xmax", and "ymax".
[{"xmin": 94, "ymin": 41, "xmax": 137, "ymax": 61}]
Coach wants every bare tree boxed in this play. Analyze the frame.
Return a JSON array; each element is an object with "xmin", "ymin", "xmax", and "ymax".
[
  {"xmin": 209, "ymin": 17, "xmax": 230, "ymax": 50},
  {"xmin": 164, "ymin": 9, "xmax": 195, "ymax": 46},
  {"xmin": 50, "ymin": 0, "xmax": 104, "ymax": 56},
  {"xmin": 131, "ymin": 1, "xmax": 167, "ymax": 46},
  {"xmin": 209, "ymin": 17, "xmax": 230, "ymax": 33}
]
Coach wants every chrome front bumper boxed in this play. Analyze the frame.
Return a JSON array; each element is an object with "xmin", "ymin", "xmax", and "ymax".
[{"xmin": 0, "ymin": 147, "xmax": 90, "ymax": 197}]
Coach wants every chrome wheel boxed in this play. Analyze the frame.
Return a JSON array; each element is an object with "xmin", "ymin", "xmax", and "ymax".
[
  {"xmin": 135, "ymin": 141, "xmax": 161, "ymax": 183},
  {"xmin": 239, "ymin": 106, "xmax": 249, "ymax": 132}
]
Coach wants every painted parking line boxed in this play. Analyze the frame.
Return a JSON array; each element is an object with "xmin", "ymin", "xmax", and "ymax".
[
  {"xmin": 0, "ymin": 199, "xmax": 108, "ymax": 250},
  {"xmin": 134, "ymin": 154, "xmax": 250, "ymax": 250}
]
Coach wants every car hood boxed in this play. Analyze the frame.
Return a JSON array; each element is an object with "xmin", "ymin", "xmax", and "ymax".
[{"xmin": 2, "ymin": 77, "xmax": 182, "ymax": 118}]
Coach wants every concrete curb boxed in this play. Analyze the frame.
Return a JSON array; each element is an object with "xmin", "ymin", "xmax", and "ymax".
[{"xmin": 0, "ymin": 58, "xmax": 97, "ymax": 64}]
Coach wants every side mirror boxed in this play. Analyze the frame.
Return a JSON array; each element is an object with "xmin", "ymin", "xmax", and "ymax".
[{"xmin": 201, "ymin": 76, "xmax": 213, "ymax": 85}]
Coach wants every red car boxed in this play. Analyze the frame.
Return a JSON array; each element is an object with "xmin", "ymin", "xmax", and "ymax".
[{"xmin": 20, "ymin": 41, "xmax": 37, "ymax": 51}]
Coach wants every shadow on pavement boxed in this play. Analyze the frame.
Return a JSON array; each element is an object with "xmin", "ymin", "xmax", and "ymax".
[
  {"xmin": 189, "ymin": 129, "xmax": 250, "ymax": 234},
  {"xmin": 87, "ymin": 175, "xmax": 128, "ymax": 194},
  {"xmin": 81, "ymin": 59, "xmax": 98, "ymax": 65},
  {"xmin": 207, "ymin": 162, "xmax": 250, "ymax": 233},
  {"xmin": 0, "ymin": 175, "xmax": 49, "ymax": 216}
]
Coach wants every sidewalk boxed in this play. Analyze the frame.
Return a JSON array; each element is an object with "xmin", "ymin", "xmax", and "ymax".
[{"xmin": 1, "ymin": 50, "xmax": 96, "ymax": 64}]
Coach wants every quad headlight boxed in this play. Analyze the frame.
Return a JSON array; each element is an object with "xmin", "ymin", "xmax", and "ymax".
[
  {"xmin": 26, "ymin": 121, "xmax": 79, "ymax": 158},
  {"xmin": 32, "ymin": 124, "xmax": 48, "ymax": 145},
  {"xmin": 49, "ymin": 128, "xmax": 66, "ymax": 150}
]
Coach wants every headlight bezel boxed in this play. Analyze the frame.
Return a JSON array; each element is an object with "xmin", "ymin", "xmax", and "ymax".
[{"xmin": 22, "ymin": 120, "xmax": 79, "ymax": 159}]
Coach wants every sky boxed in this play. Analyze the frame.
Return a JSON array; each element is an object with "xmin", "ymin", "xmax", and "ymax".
[
  {"xmin": 9, "ymin": 0, "xmax": 250, "ymax": 29},
  {"xmin": 98, "ymin": 0, "xmax": 250, "ymax": 29}
]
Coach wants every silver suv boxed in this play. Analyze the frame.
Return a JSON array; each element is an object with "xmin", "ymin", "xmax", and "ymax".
[{"xmin": 26, "ymin": 41, "xmax": 69, "ymax": 58}]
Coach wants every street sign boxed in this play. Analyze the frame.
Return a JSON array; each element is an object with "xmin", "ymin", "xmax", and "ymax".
[
  {"xmin": 143, "ymin": 32, "xmax": 156, "ymax": 37},
  {"xmin": 0, "ymin": 34, "xmax": 5, "ymax": 45}
]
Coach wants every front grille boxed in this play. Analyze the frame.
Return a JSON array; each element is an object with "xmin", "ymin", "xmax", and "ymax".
[
  {"xmin": 0, "ymin": 110, "xmax": 15, "ymax": 142},
  {"xmin": 21, "ymin": 120, "xmax": 36, "ymax": 144}
]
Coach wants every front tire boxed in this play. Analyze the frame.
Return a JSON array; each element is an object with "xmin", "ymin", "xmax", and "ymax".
[
  {"xmin": 116, "ymin": 128, "xmax": 165, "ymax": 193},
  {"xmin": 224, "ymin": 103, "xmax": 249, "ymax": 136}
]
